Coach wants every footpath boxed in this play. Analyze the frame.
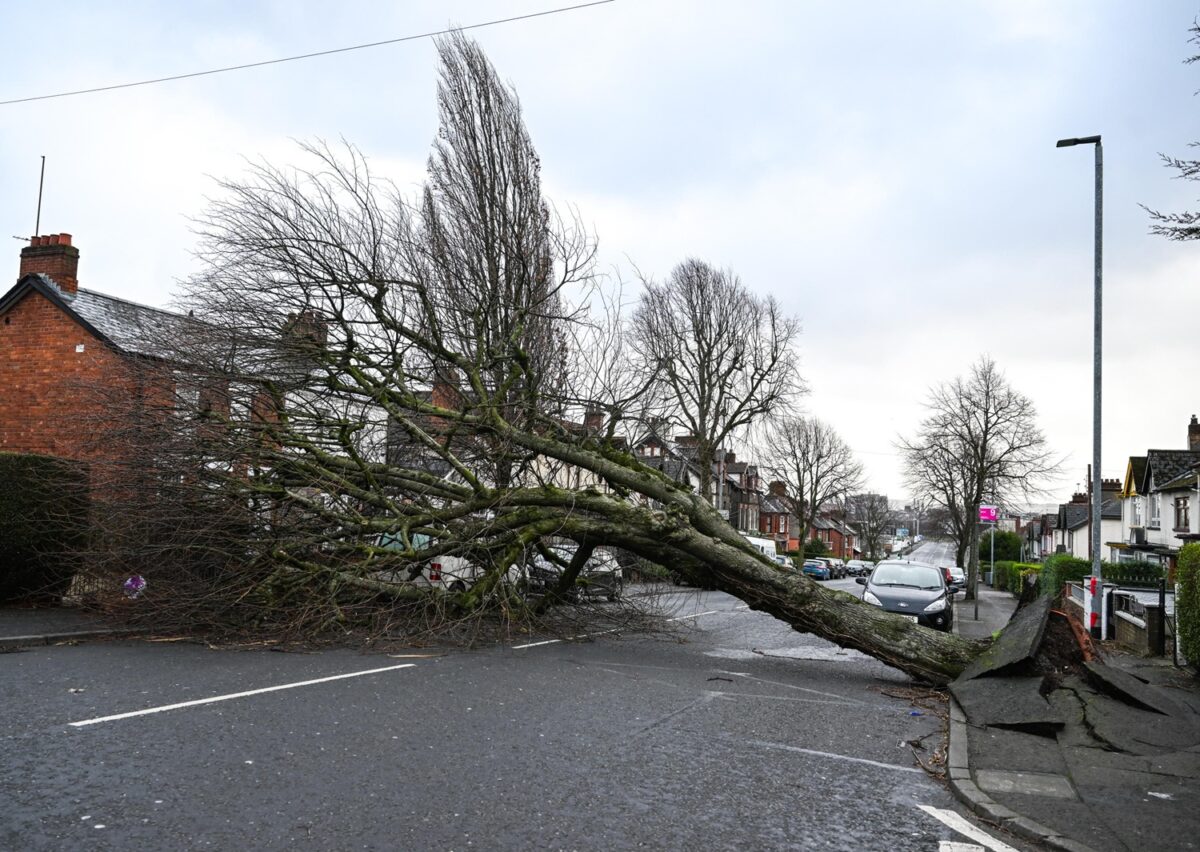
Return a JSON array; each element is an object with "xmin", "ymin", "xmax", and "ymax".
[
  {"xmin": 0, "ymin": 605, "xmax": 143, "ymax": 650},
  {"xmin": 950, "ymin": 585, "xmax": 1200, "ymax": 852}
]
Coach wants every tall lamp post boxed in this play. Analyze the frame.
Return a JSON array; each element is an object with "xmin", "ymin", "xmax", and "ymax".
[{"xmin": 1056, "ymin": 134, "xmax": 1104, "ymax": 638}]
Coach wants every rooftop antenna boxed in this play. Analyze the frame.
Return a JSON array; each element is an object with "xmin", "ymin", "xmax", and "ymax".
[{"xmin": 35, "ymin": 155, "xmax": 46, "ymax": 235}]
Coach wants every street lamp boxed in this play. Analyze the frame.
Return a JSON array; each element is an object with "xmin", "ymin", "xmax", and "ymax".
[{"xmin": 1056, "ymin": 133, "xmax": 1104, "ymax": 639}]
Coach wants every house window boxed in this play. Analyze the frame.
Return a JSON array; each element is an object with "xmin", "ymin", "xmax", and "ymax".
[
  {"xmin": 1149, "ymin": 497, "xmax": 1161, "ymax": 529},
  {"xmin": 764, "ymin": 516, "xmax": 773, "ymax": 534},
  {"xmin": 1175, "ymin": 496, "xmax": 1191, "ymax": 532},
  {"xmin": 1131, "ymin": 496, "xmax": 1142, "ymax": 527}
]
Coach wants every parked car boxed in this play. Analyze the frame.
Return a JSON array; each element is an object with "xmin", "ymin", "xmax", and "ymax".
[
  {"xmin": 802, "ymin": 559, "xmax": 831, "ymax": 581},
  {"xmin": 810, "ymin": 557, "xmax": 841, "ymax": 579},
  {"xmin": 845, "ymin": 559, "xmax": 874, "ymax": 577},
  {"xmin": 375, "ymin": 531, "xmax": 484, "ymax": 593},
  {"xmin": 946, "ymin": 566, "xmax": 966, "ymax": 590},
  {"xmin": 525, "ymin": 544, "xmax": 624, "ymax": 602},
  {"xmin": 826, "ymin": 558, "xmax": 847, "ymax": 579},
  {"xmin": 855, "ymin": 559, "xmax": 953, "ymax": 631},
  {"xmin": 773, "ymin": 554, "xmax": 792, "ymax": 568}
]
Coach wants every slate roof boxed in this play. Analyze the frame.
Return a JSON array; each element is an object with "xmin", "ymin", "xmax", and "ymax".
[
  {"xmin": 640, "ymin": 455, "xmax": 697, "ymax": 485},
  {"xmin": 831, "ymin": 518, "xmax": 858, "ymax": 537},
  {"xmin": 70, "ymin": 287, "xmax": 192, "ymax": 359},
  {"xmin": 1157, "ymin": 468, "xmax": 1199, "ymax": 493},
  {"xmin": 760, "ymin": 494, "xmax": 791, "ymax": 515},
  {"xmin": 1145, "ymin": 450, "xmax": 1200, "ymax": 491},
  {"xmin": 1, "ymin": 273, "xmax": 190, "ymax": 360},
  {"xmin": 1061, "ymin": 503, "xmax": 1090, "ymax": 531},
  {"xmin": 1061, "ymin": 499, "xmax": 1120, "ymax": 530}
]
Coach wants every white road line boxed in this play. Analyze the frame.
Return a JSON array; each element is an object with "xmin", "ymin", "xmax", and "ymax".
[
  {"xmin": 939, "ymin": 843, "xmax": 985, "ymax": 852},
  {"xmin": 510, "ymin": 638, "xmax": 563, "ymax": 649},
  {"xmin": 511, "ymin": 607, "xmax": 732, "ymax": 651},
  {"xmin": 715, "ymin": 670, "xmax": 866, "ymax": 703},
  {"xmin": 512, "ymin": 626, "xmax": 623, "ymax": 650},
  {"xmin": 69, "ymin": 663, "xmax": 417, "ymax": 727},
  {"xmin": 749, "ymin": 739, "xmax": 925, "ymax": 774},
  {"xmin": 666, "ymin": 609, "xmax": 721, "ymax": 621},
  {"xmin": 919, "ymin": 806, "xmax": 1020, "ymax": 852}
]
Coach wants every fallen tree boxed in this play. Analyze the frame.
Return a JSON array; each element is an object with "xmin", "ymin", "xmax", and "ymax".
[{"xmin": 78, "ymin": 31, "xmax": 986, "ymax": 684}]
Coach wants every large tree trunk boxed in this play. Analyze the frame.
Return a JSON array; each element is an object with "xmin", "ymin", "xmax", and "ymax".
[
  {"xmin": 669, "ymin": 531, "xmax": 984, "ymax": 684},
  {"xmin": 489, "ymin": 456, "xmax": 987, "ymax": 685}
]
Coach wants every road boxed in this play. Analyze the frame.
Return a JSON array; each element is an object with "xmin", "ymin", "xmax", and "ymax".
[
  {"xmin": 1, "ymin": 584, "xmax": 1027, "ymax": 851},
  {"xmin": 906, "ymin": 540, "xmax": 959, "ymax": 570}
]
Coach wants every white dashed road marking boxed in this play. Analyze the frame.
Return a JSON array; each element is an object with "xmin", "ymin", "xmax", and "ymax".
[
  {"xmin": 750, "ymin": 739, "xmax": 925, "ymax": 774},
  {"xmin": 512, "ymin": 605, "xmax": 736, "ymax": 649},
  {"xmin": 919, "ymin": 806, "xmax": 1020, "ymax": 852},
  {"xmin": 69, "ymin": 663, "xmax": 417, "ymax": 727}
]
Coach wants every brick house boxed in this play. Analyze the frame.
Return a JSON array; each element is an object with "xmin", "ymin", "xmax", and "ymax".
[
  {"xmin": 0, "ymin": 234, "xmax": 189, "ymax": 469},
  {"xmin": 759, "ymin": 481, "xmax": 799, "ymax": 552}
]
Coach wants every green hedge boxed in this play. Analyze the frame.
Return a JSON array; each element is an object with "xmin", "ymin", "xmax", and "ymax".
[
  {"xmin": 1011, "ymin": 563, "xmax": 1041, "ymax": 595},
  {"xmin": 1040, "ymin": 553, "xmax": 1090, "ymax": 597},
  {"xmin": 992, "ymin": 560, "xmax": 1015, "ymax": 589},
  {"xmin": 979, "ymin": 529, "xmax": 1022, "ymax": 562},
  {"xmin": 0, "ymin": 452, "xmax": 89, "ymax": 602},
  {"xmin": 1102, "ymin": 560, "xmax": 1166, "ymax": 588},
  {"xmin": 1176, "ymin": 543, "xmax": 1200, "ymax": 669}
]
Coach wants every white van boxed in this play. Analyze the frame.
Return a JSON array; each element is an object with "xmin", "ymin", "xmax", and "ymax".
[
  {"xmin": 742, "ymin": 534, "xmax": 778, "ymax": 559},
  {"xmin": 375, "ymin": 531, "xmax": 485, "ymax": 592}
]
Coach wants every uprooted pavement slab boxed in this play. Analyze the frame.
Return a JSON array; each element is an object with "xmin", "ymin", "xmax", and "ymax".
[
  {"xmin": 948, "ymin": 595, "xmax": 1200, "ymax": 852},
  {"xmin": 955, "ymin": 596, "xmax": 1052, "ymax": 684}
]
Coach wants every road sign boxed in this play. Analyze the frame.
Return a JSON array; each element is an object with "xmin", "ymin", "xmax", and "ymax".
[{"xmin": 979, "ymin": 505, "xmax": 998, "ymax": 523}]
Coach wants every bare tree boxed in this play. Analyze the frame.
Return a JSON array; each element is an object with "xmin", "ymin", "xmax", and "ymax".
[
  {"xmin": 899, "ymin": 357, "xmax": 1057, "ymax": 597},
  {"xmin": 629, "ymin": 260, "xmax": 804, "ymax": 502},
  {"xmin": 764, "ymin": 417, "xmax": 863, "ymax": 560},
  {"xmin": 69, "ymin": 32, "xmax": 1000, "ymax": 683},
  {"xmin": 843, "ymin": 493, "xmax": 894, "ymax": 561},
  {"xmin": 1145, "ymin": 19, "xmax": 1200, "ymax": 240}
]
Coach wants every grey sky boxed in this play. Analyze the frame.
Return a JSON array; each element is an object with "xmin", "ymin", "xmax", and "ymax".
[{"xmin": 3, "ymin": 1, "xmax": 1199, "ymax": 502}]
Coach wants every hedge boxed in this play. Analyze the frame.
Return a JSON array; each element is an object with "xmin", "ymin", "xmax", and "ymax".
[
  {"xmin": 992, "ymin": 560, "xmax": 1015, "ymax": 590},
  {"xmin": 1040, "ymin": 553, "xmax": 1090, "ymax": 597},
  {"xmin": 0, "ymin": 452, "xmax": 89, "ymax": 602},
  {"xmin": 979, "ymin": 529, "xmax": 1022, "ymax": 562},
  {"xmin": 1102, "ymin": 560, "xmax": 1165, "ymax": 589},
  {"xmin": 1177, "ymin": 543, "xmax": 1200, "ymax": 669},
  {"xmin": 1011, "ymin": 563, "xmax": 1041, "ymax": 596}
]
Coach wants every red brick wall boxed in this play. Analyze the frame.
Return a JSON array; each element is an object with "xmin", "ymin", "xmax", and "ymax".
[{"xmin": 0, "ymin": 288, "xmax": 134, "ymax": 462}]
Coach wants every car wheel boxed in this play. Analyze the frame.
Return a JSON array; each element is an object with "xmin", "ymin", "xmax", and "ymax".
[{"xmin": 449, "ymin": 580, "xmax": 467, "ymax": 593}]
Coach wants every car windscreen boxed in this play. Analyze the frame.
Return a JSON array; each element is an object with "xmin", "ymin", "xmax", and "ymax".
[{"xmin": 870, "ymin": 563, "xmax": 943, "ymax": 590}]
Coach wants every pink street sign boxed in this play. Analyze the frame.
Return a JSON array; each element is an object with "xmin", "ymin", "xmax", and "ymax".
[{"xmin": 979, "ymin": 505, "xmax": 998, "ymax": 523}]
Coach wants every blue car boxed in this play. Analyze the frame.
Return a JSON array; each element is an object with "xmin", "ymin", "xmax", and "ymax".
[{"xmin": 802, "ymin": 560, "xmax": 831, "ymax": 581}]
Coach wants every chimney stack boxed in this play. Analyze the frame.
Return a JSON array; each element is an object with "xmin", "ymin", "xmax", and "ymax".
[
  {"xmin": 20, "ymin": 234, "xmax": 79, "ymax": 294},
  {"xmin": 768, "ymin": 480, "xmax": 787, "ymax": 497},
  {"xmin": 583, "ymin": 406, "xmax": 605, "ymax": 433},
  {"xmin": 1190, "ymin": 415, "xmax": 1200, "ymax": 452}
]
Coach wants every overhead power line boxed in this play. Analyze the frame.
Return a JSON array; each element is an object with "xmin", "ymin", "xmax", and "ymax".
[{"xmin": 0, "ymin": 0, "xmax": 614, "ymax": 107}]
